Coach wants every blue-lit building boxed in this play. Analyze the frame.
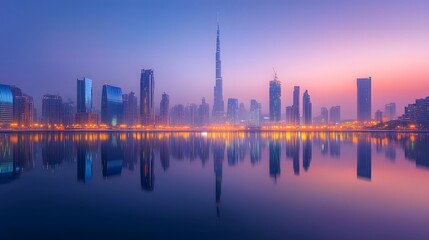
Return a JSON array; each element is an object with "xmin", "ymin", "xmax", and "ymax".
[
  {"xmin": 0, "ymin": 84, "xmax": 13, "ymax": 124},
  {"xmin": 357, "ymin": 77, "xmax": 372, "ymax": 122},
  {"xmin": 77, "ymin": 77, "xmax": 93, "ymax": 113},
  {"xmin": 269, "ymin": 75, "xmax": 281, "ymax": 122},
  {"xmin": 101, "ymin": 84, "xmax": 123, "ymax": 126},
  {"xmin": 303, "ymin": 90, "xmax": 312, "ymax": 125}
]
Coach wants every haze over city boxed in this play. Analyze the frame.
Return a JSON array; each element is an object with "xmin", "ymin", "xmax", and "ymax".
[{"xmin": 1, "ymin": 0, "xmax": 428, "ymax": 119}]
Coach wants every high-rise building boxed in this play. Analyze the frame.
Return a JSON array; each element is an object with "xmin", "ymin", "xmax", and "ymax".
[
  {"xmin": 14, "ymin": 94, "xmax": 34, "ymax": 126},
  {"xmin": 101, "ymin": 84, "xmax": 123, "ymax": 126},
  {"xmin": 285, "ymin": 106, "xmax": 293, "ymax": 125},
  {"xmin": 330, "ymin": 106, "xmax": 341, "ymax": 124},
  {"xmin": 140, "ymin": 69, "xmax": 155, "ymax": 125},
  {"xmin": 170, "ymin": 104, "xmax": 185, "ymax": 126},
  {"xmin": 184, "ymin": 104, "xmax": 198, "ymax": 126},
  {"xmin": 159, "ymin": 92, "xmax": 170, "ymax": 125},
  {"xmin": 226, "ymin": 98, "xmax": 239, "ymax": 124},
  {"xmin": 62, "ymin": 100, "xmax": 76, "ymax": 126},
  {"xmin": 123, "ymin": 92, "xmax": 138, "ymax": 125},
  {"xmin": 11, "ymin": 85, "xmax": 23, "ymax": 123},
  {"xmin": 292, "ymin": 86, "xmax": 300, "ymax": 125},
  {"xmin": 212, "ymin": 20, "xmax": 224, "ymax": 122},
  {"xmin": 303, "ymin": 90, "xmax": 312, "ymax": 125},
  {"xmin": 402, "ymin": 96, "xmax": 429, "ymax": 127},
  {"xmin": 375, "ymin": 110, "xmax": 383, "ymax": 123},
  {"xmin": 0, "ymin": 84, "xmax": 13, "ymax": 124},
  {"xmin": 269, "ymin": 75, "xmax": 281, "ymax": 122},
  {"xmin": 238, "ymin": 103, "xmax": 247, "ymax": 123},
  {"xmin": 384, "ymin": 102, "xmax": 396, "ymax": 121},
  {"xmin": 321, "ymin": 107, "xmax": 329, "ymax": 125},
  {"xmin": 357, "ymin": 77, "xmax": 372, "ymax": 121},
  {"xmin": 198, "ymin": 97, "xmax": 210, "ymax": 126},
  {"xmin": 42, "ymin": 94, "xmax": 62, "ymax": 124},
  {"xmin": 249, "ymin": 99, "xmax": 261, "ymax": 127},
  {"xmin": 77, "ymin": 77, "xmax": 92, "ymax": 113}
]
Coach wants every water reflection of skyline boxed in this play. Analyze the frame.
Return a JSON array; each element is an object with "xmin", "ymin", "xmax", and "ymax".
[{"xmin": 1, "ymin": 132, "xmax": 429, "ymax": 191}]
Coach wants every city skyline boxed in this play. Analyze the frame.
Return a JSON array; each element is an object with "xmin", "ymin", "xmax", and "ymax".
[{"xmin": 1, "ymin": 0, "xmax": 428, "ymax": 120}]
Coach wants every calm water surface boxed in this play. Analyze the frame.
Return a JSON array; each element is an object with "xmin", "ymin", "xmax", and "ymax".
[{"xmin": 0, "ymin": 131, "xmax": 428, "ymax": 239}]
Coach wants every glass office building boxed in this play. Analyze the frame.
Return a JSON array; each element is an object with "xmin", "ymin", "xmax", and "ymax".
[
  {"xmin": 101, "ymin": 84, "xmax": 123, "ymax": 126},
  {"xmin": 77, "ymin": 77, "xmax": 93, "ymax": 113},
  {"xmin": 0, "ymin": 84, "xmax": 13, "ymax": 124}
]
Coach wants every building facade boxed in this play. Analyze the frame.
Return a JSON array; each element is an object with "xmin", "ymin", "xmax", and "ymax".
[
  {"xmin": 226, "ymin": 98, "xmax": 239, "ymax": 124},
  {"xmin": 0, "ymin": 84, "xmax": 13, "ymax": 124},
  {"xmin": 140, "ymin": 69, "xmax": 155, "ymax": 125},
  {"xmin": 159, "ymin": 92, "xmax": 170, "ymax": 125},
  {"xmin": 357, "ymin": 77, "xmax": 372, "ymax": 121},
  {"xmin": 77, "ymin": 77, "xmax": 92, "ymax": 113},
  {"xmin": 101, "ymin": 84, "xmax": 123, "ymax": 126},
  {"xmin": 123, "ymin": 91, "xmax": 138, "ymax": 125},
  {"xmin": 292, "ymin": 86, "xmax": 300, "ymax": 125},
  {"xmin": 303, "ymin": 90, "xmax": 312, "ymax": 125},
  {"xmin": 212, "ymin": 20, "xmax": 225, "ymax": 122},
  {"xmin": 269, "ymin": 76, "xmax": 281, "ymax": 122},
  {"xmin": 330, "ymin": 106, "xmax": 341, "ymax": 124},
  {"xmin": 42, "ymin": 94, "xmax": 62, "ymax": 124}
]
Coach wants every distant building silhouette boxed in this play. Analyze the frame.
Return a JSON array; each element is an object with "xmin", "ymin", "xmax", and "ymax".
[
  {"xmin": 285, "ymin": 106, "xmax": 293, "ymax": 125},
  {"xmin": 375, "ymin": 110, "xmax": 383, "ymax": 123},
  {"xmin": 14, "ymin": 94, "xmax": 33, "ymax": 126},
  {"xmin": 303, "ymin": 90, "xmax": 312, "ymax": 125},
  {"xmin": 226, "ymin": 98, "xmax": 239, "ymax": 124},
  {"xmin": 249, "ymin": 99, "xmax": 261, "ymax": 127},
  {"xmin": 269, "ymin": 75, "xmax": 281, "ymax": 122},
  {"xmin": 321, "ymin": 107, "xmax": 328, "ymax": 125},
  {"xmin": 170, "ymin": 104, "xmax": 185, "ymax": 125},
  {"xmin": 384, "ymin": 102, "xmax": 396, "ymax": 121},
  {"xmin": 140, "ymin": 69, "xmax": 155, "ymax": 125},
  {"xmin": 159, "ymin": 92, "xmax": 170, "ymax": 125},
  {"xmin": 330, "ymin": 106, "xmax": 341, "ymax": 124},
  {"xmin": 77, "ymin": 77, "xmax": 93, "ymax": 113},
  {"xmin": 357, "ymin": 77, "xmax": 372, "ymax": 121},
  {"xmin": 62, "ymin": 100, "xmax": 76, "ymax": 126},
  {"xmin": 292, "ymin": 86, "xmax": 300, "ymax": 125},
  {"xmin": 42, "ymin": 94, "xmax": 62, "ymax": 124},
  {"xmin": 101, "ymin": 84, "xmax": 123, "ymax": 126},
  {"xmin": 198, "ymin": 97, "xmax": 210, "ymax": 126}
]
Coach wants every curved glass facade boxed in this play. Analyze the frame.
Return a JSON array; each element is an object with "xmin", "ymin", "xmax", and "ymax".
[
  {"xmin": 0, "ymin": 84, "xmax": 13, "ymax": 123},
  {"xmin": 101, "ymin": 85, "xmax": 123, "ymax": 126}
]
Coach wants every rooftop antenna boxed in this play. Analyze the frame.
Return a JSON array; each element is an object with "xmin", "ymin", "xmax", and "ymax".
[{"xmin": 272, "ymin": 67, "xmax": 278, "ymax": 80}]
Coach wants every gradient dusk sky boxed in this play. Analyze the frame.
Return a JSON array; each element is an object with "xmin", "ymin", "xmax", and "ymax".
[{"xmin": 1, "ymin": 0, "xmax": 428, "ymax": 119}]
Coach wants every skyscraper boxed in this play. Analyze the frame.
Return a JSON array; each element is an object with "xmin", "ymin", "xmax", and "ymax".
[
  {"xmin": 292, "ymin": 86, "xmax": 300, "ymax": 125},
  {"xmin": 384, "ymin": 102, "xmax": 396, "ymax": 121},
  {"xmin": 101, "ymin": 84, "xmax": 123, "ymax": 126},
  {"xmin": 159, "ymin": 92, "xmax": 170, "ymax": 125},
  {"xmin": 0, "ymin": 84, "xmax": 13, "ymax": 124},
  {"xmin": 226, "ymin": 98, "xmax": 239, "ymax": 124},
  {"xmin": 357, "ymin": 77, "xmax": 372, "ymax": 122},
  {"xmin": 269, "ymin": 74, "xmax": 281, "ymax": 122},
  {"xmin": 285, "ymin": 106, "xmax": 293, "ymax": 124},
  {"xmin": 249, "ymin": 99, "xmax": 261, "ymax": 127},
  {"xmin": 212, "ymin": 20, "xmax": 224, "ymax": 122},
  {"xmin": 330, "ymin": 106, "xmax": 341, "ymax": 124},
  {"xmin": 321, "ymin": 107, "xmax": 328, "ymax": 125},
  {"xmin": 140, "ymin": 69, "xmax": 155, "ymax": 125},
  {"xmin": 77, "ymin": 77, "xmax": 92, "ymax": 113},
  {"xmin": 123, "ymin": 92, "xmax": 138, "ymax": 125},
  {"xmin": 14, "ymin": 94, "xmax": 33, "ymax": 126},
  {"xmin": 42, "ymin": 94, "xmax": 62, "ymax": 124},
  {"xmin": 198, "ymin": 97, "xmax": 210, "ymax": 126},
  {"xmin": 303, "ymin": 90, "xmax": 312, "ymax": 125}
]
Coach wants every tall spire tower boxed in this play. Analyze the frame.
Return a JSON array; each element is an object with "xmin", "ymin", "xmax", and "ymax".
[{"xmin": 212, "ymin": 16, "xmax": 224, "ymax": 122}]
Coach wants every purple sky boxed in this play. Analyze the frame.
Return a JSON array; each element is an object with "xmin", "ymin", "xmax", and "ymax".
[{"xmin": 1, "ymin": 0, "xmax": 428, "ymax": 119}]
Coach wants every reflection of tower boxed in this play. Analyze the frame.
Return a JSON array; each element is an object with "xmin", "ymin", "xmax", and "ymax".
[
  {"xmin": 0, "ymin": 134, "xmax": 20, "ymax": 184},
  {"xmin": 123, "ymin": 133, "xmax": 139, "ymax": 171},
  {"xmin": 329, "ymin": 134, "xmax": 341, "ymax": 157},
  {"xmin": 77, "ymin": 142, "xmax": 92, "ymax": 183},
  {"xmin": 303, "ymin": 137, "xmax": 312, "ymax": 171},
  {"xmin": 198, "ymin": 136, "xmax": 210, "ymax": 166},
  {"xmin": 160, "ymin": 136, "xmax": 170, "ymax": 171},
  {"xmin": 227, "ymin": 138, "xmax": 238, "ymax": 166},
  {"xmin": 140, "ymin": 143, "xmax": 154, "ymax": 191},
  {"xmin": 292, "ymin": 136, "xmax": 300, "ymax": 175},
  {"xmin": 42, "ymin": 133, "xmax": 64, "ymax": 168},
  {"xmin": 357, "ymin": 135, "xmax": 372, "ymax": 180},
  {"xmin": 101, "ymin": 134, "xmax": 123, "ymax": 177},
  {"xmin": 250, "ymin": 133, "xmax": 261, "ymax": 165},
  {"xmin": 213, "ymin": 139, "xmax": 225, "ymax": 217},
  {"xmin": 269, "ymin": 140, "xmax": 281, "ymax": 180}
]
